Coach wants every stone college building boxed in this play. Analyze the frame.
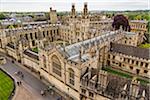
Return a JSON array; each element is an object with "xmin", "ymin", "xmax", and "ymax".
[{"xmin": 0, "ymin": 3, "xmax": 149, "ymax": 100}]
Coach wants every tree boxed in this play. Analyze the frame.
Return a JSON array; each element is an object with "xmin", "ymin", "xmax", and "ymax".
[
  {"xmin": 127, "ymin": 14, "xmax": 136, "ymax": 20},
  {"xmin": 112, "ymin": 14, "xmax": 131, "ymax": 32},
  {"xmin": 135, "ymin": 15, "xmax": 142, "ymax": 20},
  {"xmin": 143, "ymin": 14, "xmax": 150, "ymax": 21},
  {"xmin": 7, "ymin": 25, "xmax": 15, "ymax": 29},
  {"xmin": 0, "ymin": 13, "xmax": 6, "ymax": 20}
]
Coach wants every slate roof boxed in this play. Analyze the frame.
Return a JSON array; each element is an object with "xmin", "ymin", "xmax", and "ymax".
[
  {"xmin": 110, "ymin": 43, "xmax": 149, "ymax": 60},
  {"xmin": 62, "ymin": 31, "xmax": 119, "ymax": 62},
  {"xmin": 24, "ymin": 50, "xmax": 39, "ymax": 60}
]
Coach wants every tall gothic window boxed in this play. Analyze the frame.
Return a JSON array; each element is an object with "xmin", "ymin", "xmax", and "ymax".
[
  {"xmin": 25, "ymin": 34, "xmax": 28, "ymax": 40},
  {"xmin": 35, "ymin": 32, "xmax": 37, "ymax": 39},
  {"xmin": 68, "ymin": 68, "xmax": 75, "ymax": 85},
  {"xmin": 43, "ymin": 31, "xmax": 45, "ymax": 38},
  {"xmin": 43, "ymin": 55, "xmax": 46, "ymax": 68},
  {"xmin": 52, "ymin": 55, "xmax": 61, "ymax": 77},
  {"xmin": 30, "ymin": 33, "xmax": 33, "ymax": 39}
]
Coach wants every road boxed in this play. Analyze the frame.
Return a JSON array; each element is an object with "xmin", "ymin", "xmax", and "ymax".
[{"xmin": 0, "ymin": 57, "xmax": 62, "ymax": 100}]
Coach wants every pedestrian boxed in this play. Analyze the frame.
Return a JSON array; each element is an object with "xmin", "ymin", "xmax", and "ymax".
[
  {"xmin": 19, "ymin": 71, "xmax": 22, "ymax": 75},
  {"xmin": 19, "ymin": 81, "xmax": 22, "ymax": 85},
  {"xmin": 12, "ymin": 60, "xmax": 14, "ymax": 63},
  {"xmin": 40, "ymin": 90, "xmax": 45, "ymax": 96},
  {"xmin": 14, "ymin": 71, "xmax": 18, "ymax": 75},
  {"xmin": 17, "ymin": 81, "xmax": 20, "ymax": 86},
  {"xmin": 18, "ymin": 71, "xmax": 21, "ymax": 75}
]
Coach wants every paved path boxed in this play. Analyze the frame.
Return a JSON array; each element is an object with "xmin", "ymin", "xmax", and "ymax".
[
  {"xmin": 13, "ymin": 85, "xmax": 38, "ymax": 100},
  {"xmin": 0, "ymin": 58, "xmax": 62, "ymax": 100}
]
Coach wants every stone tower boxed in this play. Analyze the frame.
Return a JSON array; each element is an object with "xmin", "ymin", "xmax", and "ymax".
[
  {"xmin": 49, "ymin": 7, "xmax": 58, "ymax": 24},
  {"xmin": 71, "ymin": 3, "xmax": 76, "ymax": 18},
  {"xmin": 81, "ymin": 3, "xmax": 90, "ymax": 40},
  {"xmin": 83, "ymin": 2, "xmax": 88, "ymax": 18}
]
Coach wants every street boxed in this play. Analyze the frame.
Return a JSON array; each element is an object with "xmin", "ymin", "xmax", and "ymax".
[{"xmin": 0, "ymin": 57, "xmax": 62, "ymax": 100}]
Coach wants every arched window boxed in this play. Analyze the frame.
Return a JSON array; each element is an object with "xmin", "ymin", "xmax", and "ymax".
[
  {"xmin": 68, "ymin": 68, "xmax": 75, "ymax": 85},
  {"xmin": 52, "ymin": 55, "xmax": 61, "ymax": 77},
  {"xmin": 43, "ymin": 55, "xmax": 46, "ymax": 68}
]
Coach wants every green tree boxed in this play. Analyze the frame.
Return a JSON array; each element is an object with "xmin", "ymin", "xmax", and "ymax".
[
  {"xmin": 7, "ymin": 25, "xmax": 15, "ymax": 29},
  {"xmin": 135, "ymin": 15, "xmax": 142, "ymax": 20},
  {"xmin": 0, "ymin": 13, "xmax": 6, "ymax": 20},
  {"xmin": 128, "ymin": 14, "xmax": 136, "ymax": 20}
]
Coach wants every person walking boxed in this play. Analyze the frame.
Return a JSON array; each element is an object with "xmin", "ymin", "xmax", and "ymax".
[
  {"xmin": 17, "ymin": 81, "xmax": 20, "ymax": 86},
  {"xmin": 40, "ymin": 90, "xmax": 45, "ymax": 96}
]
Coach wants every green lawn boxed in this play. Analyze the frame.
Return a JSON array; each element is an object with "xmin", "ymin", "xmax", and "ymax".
[
  {"xmin": 0, "ymin": 70, "xmax": 14, "ymax": 100},
  {"xmin": 137, "ymin": 78, "xmax": 150, "ymax": 85},
  {"xmin": 102, "ymin": 67, "xmax": 150, "ymax": 85},
  {"xmin": 139, "ymin": 43, "xmax": 150, "ymax": 48},
  {"xmin": 32, "ymin": 47, "xmax": 38, "ymax": 53},
  {"xmin": 102, "ymin": 67, "xmax": 132, "ymax": 79}
]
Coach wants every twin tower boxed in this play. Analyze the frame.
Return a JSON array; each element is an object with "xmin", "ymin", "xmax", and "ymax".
[
  {"xmin": 49, "ymin": 3, "xmax": 89, "ymax": 24},
  {"xmin": 71, "ymin": 3, "xmax": 88, "ymax": 18}
]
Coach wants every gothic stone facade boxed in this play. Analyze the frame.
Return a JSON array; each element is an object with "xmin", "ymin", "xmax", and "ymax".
[{"xmin": 0, "ymin": 3, "xmax": 149, "ymax": 100}]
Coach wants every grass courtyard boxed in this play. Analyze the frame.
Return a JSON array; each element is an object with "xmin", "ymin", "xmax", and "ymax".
[
  {"xmin": 102, "ymin": 67, "xmax": 150, "ymax": 85},
  {"xmin": 139, "ymin": 43, "xmax": 150, "ymax": 48},
  {"xmin": 0, "ymin": 70, "xmax": 14, "ymax": 100},
  {"xmin": 31, "ymin": 47, "xmax": 38, "ymax": 53}
]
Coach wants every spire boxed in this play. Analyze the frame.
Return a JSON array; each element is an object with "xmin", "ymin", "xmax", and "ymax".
[
  {"xmin": 142, "ymin": 90, "xmax": 145, "ymax": 97},
  {"xmin": 123, "ymin": 84, "xmax": 127, "ymax": 90},
  {"xmin": 71, "ymin": 3, "xmax": 76, "ymax": 18},
  {"xmin": 83, "ymin": 2, "xmax": 88, "ymax": 18}
]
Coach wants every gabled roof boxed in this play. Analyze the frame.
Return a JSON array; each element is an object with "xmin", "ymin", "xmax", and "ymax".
[{"xmin": 110, "ymin": 43, "xmax": 149, "ymax": 60}]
